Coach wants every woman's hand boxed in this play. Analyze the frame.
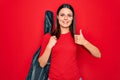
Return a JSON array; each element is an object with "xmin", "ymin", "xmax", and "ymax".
[
  {"xmin": 74, "ymin": 29, "xmax": 101, "ymax": 58},
  {"xmin": 47, "ymin": 36, "xmax": 57, "ymax": 49},
  {"xmin": 74, "ymin": 29, "xmax": 87, "ymax": 45}
]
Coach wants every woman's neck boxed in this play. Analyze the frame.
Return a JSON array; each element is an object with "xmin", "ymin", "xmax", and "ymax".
[
  {"xmin": 60, "ymin": 28, "xmax": 70, "ymax": 34},
  {"xmin": 61, "ymin": 29, "xmax": 69, "ymax": 34}
]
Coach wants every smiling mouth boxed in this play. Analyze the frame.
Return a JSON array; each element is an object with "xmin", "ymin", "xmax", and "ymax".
[{"xmin": 62, "ymin": 21, "xmax": 69, "ymax": 24}]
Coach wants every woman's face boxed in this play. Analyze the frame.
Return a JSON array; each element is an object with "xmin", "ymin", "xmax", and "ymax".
[{"xmin": 57, "ymin": 8, "xmax": 73, "ymax": 28}]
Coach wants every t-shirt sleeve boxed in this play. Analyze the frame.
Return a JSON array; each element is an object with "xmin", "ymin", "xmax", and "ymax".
[{"xmin": 39, "ymin": 33, "xmax": 51, "ymax": 57}]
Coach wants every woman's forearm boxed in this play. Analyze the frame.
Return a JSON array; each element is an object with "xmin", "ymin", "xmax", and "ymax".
[
  {"xmin": 38, "ymin": 36, "xmax": 57, "ymax": 68},
  {"xmin": 82, "ymin": 40, "xmax": 101, "ymax": 58},
  {"xmin": 38, "ymin": 45, "xmax": 52, "ymax": 68}
]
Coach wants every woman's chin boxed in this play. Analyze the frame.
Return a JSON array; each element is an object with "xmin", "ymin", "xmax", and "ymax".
[
  {"xmin": 62, "ymin": 26, "xmax": 70, "ymax": 28},
  {"xmin": 61, "ymin": 24, "xmax": 71, "ymax": 28}
]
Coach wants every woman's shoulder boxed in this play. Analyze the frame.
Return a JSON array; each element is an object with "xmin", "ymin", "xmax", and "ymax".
[
  {"xmin": 43, "ymin": 33, "xmax": 51, "ymax": 39},
  {"xmin": 40, "ymin": 33, "xmax": 51, "ymax": 44},
  {"xmin": 44, "ymin": 33, "xmax": 51, "ymax": 37}
]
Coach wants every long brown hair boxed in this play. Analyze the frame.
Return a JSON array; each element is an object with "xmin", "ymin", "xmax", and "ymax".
[{"xmin": 51, "ymin": 4, "xmax": 76, "ymax": 39}]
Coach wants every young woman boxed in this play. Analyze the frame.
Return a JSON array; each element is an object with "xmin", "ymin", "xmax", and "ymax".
[{"xmin": 38, "ymin": 4, "xmax": 101, "ymax": 80}]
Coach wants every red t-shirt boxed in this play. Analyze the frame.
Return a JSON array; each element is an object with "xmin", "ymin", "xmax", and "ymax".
[{"xmin": 39, "ymin": 32, "xmax": 80, "ymax": 80}]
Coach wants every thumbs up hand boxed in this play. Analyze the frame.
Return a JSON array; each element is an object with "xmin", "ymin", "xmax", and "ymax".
[
  {"xmin": 74, "ymin": 29, "xmax": 87, "ymax": 45},
  {"xmin": 74, "ymin": 29, "xmax": 101, "ymax": 58}
]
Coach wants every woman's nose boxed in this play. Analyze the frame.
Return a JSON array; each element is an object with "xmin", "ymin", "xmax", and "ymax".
[{"xmin": 64, "ymin": 16, "xmax": 68, "ymax": 20}]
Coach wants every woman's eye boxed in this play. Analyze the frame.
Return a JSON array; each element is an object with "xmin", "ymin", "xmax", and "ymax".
[
  {"xmin": 60, "ymin": 14, "xmax": 64, "ymax": 16},
  {"xmin": 68, "ymin": 14, "xmax": 72, "ymax": 17}
]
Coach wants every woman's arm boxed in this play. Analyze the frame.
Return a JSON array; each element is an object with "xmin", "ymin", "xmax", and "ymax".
[
  {"xmin": 38, "ymin": 36, "xmax": 57, "ymax": 68},
  {"xmin": 38, "ymin": 45, "xmax": 52, "ymax": 68},
  {"xmin": 82, "ymin": 39, "xmax": 101, "ymax": 58},
  {"xmin": 74, "ymin": 29, "xmax": 101, "ymax": 58}
]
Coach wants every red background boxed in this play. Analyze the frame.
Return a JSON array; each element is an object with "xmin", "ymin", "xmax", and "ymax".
[{"xmin": 1, "ymin": 0, "xmax": 120, "ymax": 80}]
